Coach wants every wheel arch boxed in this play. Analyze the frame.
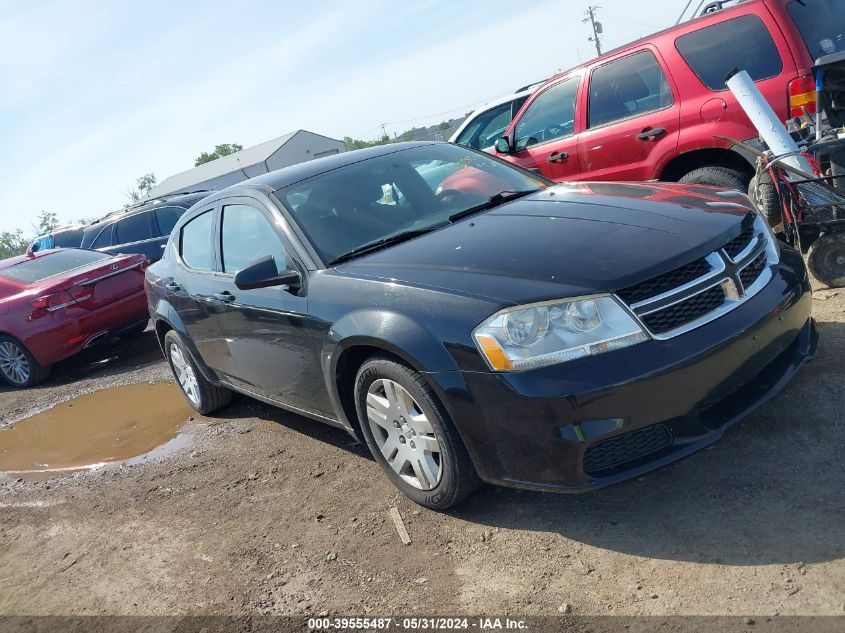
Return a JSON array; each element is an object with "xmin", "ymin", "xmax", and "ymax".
[
  {"xmin": 151, "ymin": 302, "xmax": 217, "ymax": 383},
  {"xmin": 659, "ymin": 147, "xmax": 755, "ymax": 183},
  {"xmin": 323, "ymin": 309, "xmax": 468, "ymax": 441}
]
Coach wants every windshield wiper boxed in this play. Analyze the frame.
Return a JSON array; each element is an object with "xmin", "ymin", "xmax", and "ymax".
[
  {"xmin": 328, "ymin": 228, "xmax": 439, "ymax": 266},
  {"xmin": 448, "ymin": 189, "xmax": 538, "ymax": 223}
]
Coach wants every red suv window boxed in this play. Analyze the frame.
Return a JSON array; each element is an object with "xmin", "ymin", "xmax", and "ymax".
[
  {"xmin": 675, "ymin": 14, "xmax": 782, "ymax": 91},
  {"xmin": 587, "ymin": 50, "xmax": 673, "ymax": 128}
]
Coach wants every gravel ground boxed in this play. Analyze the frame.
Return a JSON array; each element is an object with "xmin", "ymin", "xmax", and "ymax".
[{"xmin": 0, "ymin": 279, "xmax": 843, "ymax": 619}]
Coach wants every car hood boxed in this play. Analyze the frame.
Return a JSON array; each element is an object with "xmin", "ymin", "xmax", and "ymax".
[{"xmin": 337, "ymin": 181, "xmax": 755, "ymax": 306}]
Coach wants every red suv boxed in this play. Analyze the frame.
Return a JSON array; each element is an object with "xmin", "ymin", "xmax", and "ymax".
[{"xmin": 493, "ymin": 0, "xmax": 842, "ymax": 190}]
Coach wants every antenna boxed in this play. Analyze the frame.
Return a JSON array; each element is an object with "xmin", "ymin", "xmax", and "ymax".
[
  {"xmin": 235, "ymin": 156, "xmax": 250, "ymax": 180},
  {"xmin": 583, "ymin": 5, "xmax": 603, "ymax": 57}
]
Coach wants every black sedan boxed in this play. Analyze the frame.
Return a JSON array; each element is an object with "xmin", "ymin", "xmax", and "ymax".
[{"xmin": 145, "ymin": 142, "xmax": 816, "ymax": 509}]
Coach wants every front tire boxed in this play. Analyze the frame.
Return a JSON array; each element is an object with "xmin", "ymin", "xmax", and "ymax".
[
  {"xmin": 163, "ymin": 330, "xmax": 231, "ymax": 414},
  {"xmin": 0, "ymin": 335, "xmax": 50, "ymax": 388},
  {"xmin": 679, "ymin": 166, "xmax": 749, "ymax": 191},
  {"xmin": 808, "ymin": 233, "xmax": 845, "ymax": 288},
  {"xmin": 355, "ymin": 356, "xmax": 480, "ymax": 510}
]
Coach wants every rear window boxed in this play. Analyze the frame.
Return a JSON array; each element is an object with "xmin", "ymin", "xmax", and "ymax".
[
  {"xmin": 675, "ymin": 14, "xmax": 782, "ymax": 90},
  {"xmin": 0, "ymin": 250, "xmax": 111, "ymax": 284},
  {"xmin": 53, "ymin": 228, "xmax": 84, "ymax": 248},
  {"xmin": 787, "ymin": 0, "xmax": 845, "ymax": 59}
]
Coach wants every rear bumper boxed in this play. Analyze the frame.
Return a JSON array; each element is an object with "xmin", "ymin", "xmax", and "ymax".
[
  {"xmin": 24, "ymin": 290, "xmax": 149, "ymax": 367},
  {"xmin": 433, "ymin": 246, "xmax": 816, "ymax": 491}
]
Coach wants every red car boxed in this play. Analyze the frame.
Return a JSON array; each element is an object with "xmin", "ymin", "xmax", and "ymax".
[
  {"xmin": 0, "ymin": 248, "xmax": 149, "ymax": 388},
  {"xmin": 493, "ymin": 0, "xmax": 841, "ymax": 190}
]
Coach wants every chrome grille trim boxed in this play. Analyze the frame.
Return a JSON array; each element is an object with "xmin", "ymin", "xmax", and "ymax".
[{"xmin": 617, "ymin": 215, "xmax": 778, "ymax": 340}]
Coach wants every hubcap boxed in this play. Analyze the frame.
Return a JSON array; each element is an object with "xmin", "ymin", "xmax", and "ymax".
[
  {"xmin": 169, "ymin": 343, "xmax": 201, "ymax": 406},
  {"xmin": 0, "ymin": 341, "xmax": 30, "ymax": 385},
  {"xmin": 365, "ymin": 379, "xmax": 442, "ymax": 490}
]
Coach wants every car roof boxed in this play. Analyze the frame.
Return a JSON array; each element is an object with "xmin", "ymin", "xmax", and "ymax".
[
  {"xmin": 198, "ymin": 142, "xmax": 440, "ymax": 201},
  {"xmin": 85, "ymin": 190, "xmax": 214, "ymax": 231}
]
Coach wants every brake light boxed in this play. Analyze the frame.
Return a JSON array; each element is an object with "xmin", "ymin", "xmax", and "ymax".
[
  {"xmin": 788, "ymin": 75, "xmax": 816, "ymax": 118},
  {"xmin": 29, "ymin": 287, "xmax": 90, "ymax": 318}
]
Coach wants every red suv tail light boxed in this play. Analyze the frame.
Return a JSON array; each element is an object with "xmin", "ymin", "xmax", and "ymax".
[{"xmin": 788, "ymin": 75, "xmax": 816, "ymax": 118}]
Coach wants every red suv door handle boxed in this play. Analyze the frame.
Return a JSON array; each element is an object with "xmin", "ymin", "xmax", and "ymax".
[
  {"xmin": 548, "ymin": 151, "xmax": 568, "ymax": 163},
  {"xmin": 637, "ymin": 127, "xmax": 666, "ymax": 140}
]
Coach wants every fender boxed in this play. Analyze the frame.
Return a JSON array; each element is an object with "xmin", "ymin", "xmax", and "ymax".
[{"xmin": 319, "ymin": 308, "xmax": 469, "ymax": 432}]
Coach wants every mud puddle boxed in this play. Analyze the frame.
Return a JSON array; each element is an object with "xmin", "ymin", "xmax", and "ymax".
[{"xmin": 0, "ymin": 383, "xmax": 196, "ymax": 478}]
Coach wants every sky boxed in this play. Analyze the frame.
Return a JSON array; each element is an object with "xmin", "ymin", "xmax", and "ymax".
[{"xmin": 0, "ymin": 0, "xmax": 681, "ymax": 234}]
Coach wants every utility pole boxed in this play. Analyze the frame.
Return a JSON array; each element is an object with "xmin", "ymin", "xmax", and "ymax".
[
  {"xmin": 583, "ymin": 5, "xmax": 603, "ymax": 57},
  {"xmin": 380, "ymin": 123, "xmax": 388, "ymax": 142}
]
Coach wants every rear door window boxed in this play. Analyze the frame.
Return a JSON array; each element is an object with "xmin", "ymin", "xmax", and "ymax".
[
  {"xmin": 115, "ymin": 212, "xmax": 153, "ymax": 244},
  {"xmin": 588, "ymin": 50, "xmax": 674, "ymax": 128},
  {"xmin": 179, "ymin": 211, "xmax": 215, "ymax": 271},
  {"xmin": 675, "ymin": 15, "xmax": 782, "ymax": 90},
  {"xmin": 0, "ymin": 250, "xmax": 111, "ymax": 284},
  {"xmin": 153, "ymin": 206, "xmax": 186, "ymax": 236},
  {"xmin": 787, "ymin": 0, "xmax": 845, "ymax": 58},
  {"xmin": 90, "ymin": 225, "xmax": 113, "ymax": 249}
]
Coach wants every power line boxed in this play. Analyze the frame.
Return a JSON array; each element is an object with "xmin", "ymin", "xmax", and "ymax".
[{"xmin": 583, "ymin": 5, "xmax": 603, "ymax": 57}]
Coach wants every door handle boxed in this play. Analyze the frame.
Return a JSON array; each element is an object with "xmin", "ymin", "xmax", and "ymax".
[
  {"xmin": 548, "ymin": 151, "xmax": 568, "ymax": 164},
  {"xmin": 165, "ymin": 281, "xmax": 182, "ymax": 293},
  {"xmin": 637, "ymin": 127, "xmax": 666, "ymax": 140},
  {"xmin": 214, "ymin": 291, "xmax": 236, "ymax": 304}
]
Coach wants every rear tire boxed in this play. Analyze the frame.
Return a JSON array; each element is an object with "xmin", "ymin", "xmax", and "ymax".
[
  {"xmin": 808, "ymin": 233, "xmax": 845, "ymax": 288},
  {"xmin": 748, "ymin": 171, "xmax": 783, "ymax": 230},
  {"xmin": 354, "ymin": 355, "xmax": 480, "ymax": 510},
  {"xmin": 163, "ymin": 330, "xmax": 231, "ymax": 414},
  {"xmin": 0, "ymin": 335, "xmax": 50, "ymax": 389},
  {"xmin": 678, "ymin": 166, "xmax": 749, "ymax": 191}
]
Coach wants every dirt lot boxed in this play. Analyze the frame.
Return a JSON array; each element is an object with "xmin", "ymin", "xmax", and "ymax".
[{"xmin": 0, "ymin": 278, "xmax": 843, "ymax": 620}]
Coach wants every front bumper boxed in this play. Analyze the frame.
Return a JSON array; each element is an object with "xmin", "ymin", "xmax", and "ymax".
[{"xmin": 434, "ymin": 247, "xmax": 816, "ymax": 491}]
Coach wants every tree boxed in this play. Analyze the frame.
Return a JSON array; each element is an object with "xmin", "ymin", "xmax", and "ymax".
[
  {"xmin": 125, "ymin": 172, "xmax": 157, "ymax": 205},
  {"xmin": 32, "ymin": 210, "xmax": 60, "ymax": 236},
  {"xmin": 342, "ymin": 136, "xmax": 390, "ymax": 151},
  {"xmin": 438, "ymin": 121, "xmax": 450, "ymax": 131},
  {"xmin": 0, "ymin": 229, "xmax": 28, "ymax": 260},
  {"xmin": 194, "ymin": 143, "xmax": 243, "ymax": 166}
]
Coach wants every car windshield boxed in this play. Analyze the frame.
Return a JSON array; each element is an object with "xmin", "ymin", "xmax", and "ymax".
[
  {"xmin": 275, "ymin": 144, "xmax": 548, "ymax": 264},
  {"xmin": 0, "ymin": 249, "xmax": 111, "ymax": 284}
]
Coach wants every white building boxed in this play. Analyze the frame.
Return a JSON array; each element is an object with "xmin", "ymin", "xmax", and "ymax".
[{"xmin": 148, "ymin": 130, "xmax": 346, "ymax": 198}]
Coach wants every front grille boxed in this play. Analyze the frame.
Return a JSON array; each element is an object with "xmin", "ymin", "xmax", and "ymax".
[
  {"xmin": 616, "ymin": 214, "xmax": 776, "ymax": 339},
  {"xmin": 617, "ymin": 257, "xmax": 712, "ymax": 304},
  {"xmin": 723, "ymin": 224, "xmax": 755, "ymax": 259},
  {"xmin": 640, "ymin": 285, "xmax": 726, "ymax": 334},
  {"xmin": 739, "ymin": 250, "xmax": 767, "ymax": 290},
  {"xmin": 583, "ymin": 424, "xmax": 673, "ymax": 477}
]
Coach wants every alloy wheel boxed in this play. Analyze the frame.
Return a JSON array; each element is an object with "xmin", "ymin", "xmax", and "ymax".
[
  {"xmin": 365, "ymin": 378, "xmax": 443, "ymax": 490},
  {"xmin": 0, "ymin": 341, "xmax": 31, "ymax": 385},
  {"xmin": 169, "ymin": 343, "xmax": 200, "ymax": 406}
]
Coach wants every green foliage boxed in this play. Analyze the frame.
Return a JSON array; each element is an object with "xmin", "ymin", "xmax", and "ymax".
[
  {"xmin": 343, "ymin": 136, "xmax": 390, "ymax": 151},
  {"xmin": 33, "ymin": 210, "xmax": 60, "ymax": 236},
  {"xmin": 194, "ymin": 143, "xmax": 244, "ymax": 167},
  {"xmin": 0, "ymin": 229, "xmax": 28, "ymax": 259},
  {"xmin": 125, "ymin": 172, "xmax": 157, "ymax": 205}
]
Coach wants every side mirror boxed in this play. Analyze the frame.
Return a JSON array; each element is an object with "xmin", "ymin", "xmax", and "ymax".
[
  {"xmin": 234, "ymin": 255, "xmax": 301, "ymax": 292},
  {"xmin": 495, "ymin": 137, "xmax": 511, "ymax": 154}
]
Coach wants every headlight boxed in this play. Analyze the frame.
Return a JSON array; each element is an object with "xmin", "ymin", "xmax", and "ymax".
[{"xmin": 473, "ymin": 295, "xmax": 649, "ymax": 371}]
